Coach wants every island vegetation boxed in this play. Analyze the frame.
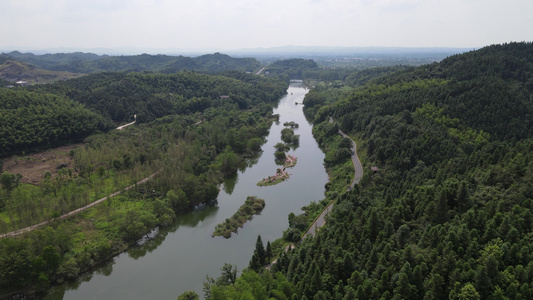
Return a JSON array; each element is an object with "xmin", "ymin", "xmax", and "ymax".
[
  {"xmin": 257, "ymin": 154, "xmax": 297, "ymax": 187},
  {"xmin": 280, "ymin": 128, "xmax": 300, "ymax": 146},
  {"xmin": 274, "ymin": 125, "xmax": 300, "ymax": 165},
  {"xmin": 212, "ymin": 196, "xmax": 266, "ymax": 238},
  {"xmin": 258, "ymin": 122, "xmax": 301, "ymax": 187},
  {"xmin": 283, "ymin": 121, "xmax": 299, "ymax": 128}
]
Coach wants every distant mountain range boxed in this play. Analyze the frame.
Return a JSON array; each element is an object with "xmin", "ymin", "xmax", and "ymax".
[
  {"xmin": 0, "ymin": 59, "xmax": 85, "ymax": 84},
  {"xmin": 1, "ymin": 45, "xmax": 473, "ymax": 57},
  {"xmin": 0, "ymin": 52, "xmax": 262, "ymax": 81},
  {"xmin": 0, "ymin": 46, "xmax": 473, "ymax": 84},
  {"xmin": 228, "ymin": 45, "xmax": 474, "ymax": 56}
]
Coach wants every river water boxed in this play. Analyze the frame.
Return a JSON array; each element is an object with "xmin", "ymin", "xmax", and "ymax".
[{"xmin": 46, "ymin": 81, "xmax": 328, "ymax": 299}]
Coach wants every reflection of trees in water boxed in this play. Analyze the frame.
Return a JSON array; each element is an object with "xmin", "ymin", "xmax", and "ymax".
[
  {"xmin": 127, "ymin": 203, "xmax": 219, "ymax": 260},
  {"xmin": 58, "ymin": 259, "xmax": 115, "ymax": 294},
  {"xmin": 55, "ymin": 203, "xmax": 220, "ymax": 294},
  {"xmin": 242, "ymin": 156, "xmax": 260, "ymax": 169},
  {"xmin": 223, "ymin": 173, "xmax": 238, "ymax": 195},
  {"xmin": 95, "ymin": 261, "xmax": 114, "ymax": 277},
  {"xmin": 224, "ymin": 154, "xmax": 261, "ymax": 194},
  {"xmin": 45, "ymin": 284, "xmax": 67, "ymax": 299}
]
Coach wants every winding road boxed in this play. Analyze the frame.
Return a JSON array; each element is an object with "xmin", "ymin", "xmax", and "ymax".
[{"xmin": 301, "ymin": 119, "xmax": 363, "ymax": 240}]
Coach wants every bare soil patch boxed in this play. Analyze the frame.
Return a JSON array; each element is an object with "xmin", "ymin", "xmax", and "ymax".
[{"xmin": 2, "ymin": 144, "xmax": 82, "ymax": 185}]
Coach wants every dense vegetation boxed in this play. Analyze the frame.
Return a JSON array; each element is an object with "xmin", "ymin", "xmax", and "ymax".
[
  {"xmin": 0, "ymin": 71, "xmax": 287, "ymax": 296},
  {"xmin": 31, "ymin": 71, "xmax": 287, "ymax": 123},
  {"xmin": 0, "ymin": 88, "xmax": 113, "ymax": 157},
  {"xmin": 0, "ymin": 60, "xmax": 85, "ymax": 84},
  {"xmin": 200, "ymin": 42, "xmax": 533, "ymax": 299},
  {"xmin": 265, "ymin": 59, "xmax": 319, "ymax": 79},
  {"xmin": 4, "ymin": 51, "xmax": 261, "ymax": 74},
  {"xmin": 0, "ymin": 70, "xmax": 286, "ymax": 158},
  {"xmin": 212, "ymin": 196, "xmax": 266, "ymax": 238}
]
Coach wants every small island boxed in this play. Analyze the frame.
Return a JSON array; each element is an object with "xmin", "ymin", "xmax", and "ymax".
[
  {"xmin": 212, "ymin": 196, "xmax": 266, "ymax": 238},
  {"xmin": 283, "ymin": 121, "xmax": 299, "ymax": 128},
  {"xmin": 257, "ymin": 154, "xmax": 297, "ymax": 186}
]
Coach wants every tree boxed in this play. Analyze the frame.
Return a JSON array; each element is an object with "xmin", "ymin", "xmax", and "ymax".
[
  {"xmin": 343, "ymin": 287, "xmax": 357, "ymax": 300},
  {"xmin": 219, "ymin": 146, "xmax": 238, "ymax": 175},
  {"xmin": 249, "ymin": 253, "xmax": 261, "ymax": 272},
  {"xmin": 397, "ymin": 224, "xmax": 411, "ymax": 246},
  {"xmin": 167, "ymin": 189, "xmax": 189, "ymax": 211},
  {"xmin": 247, "ymin": 138, "xmax": 263, "ymax": 152},
  {"xmin": 475, "ymin": 266, "xmax": 491, "ymax": 299},
  {"xmin": 255, "ymin": 235, "xmax": 266, "ymax": 266},
  {"xmin": 434, "ymin": 189, "xmax": 449, "ymax": 224},
  {"xmin": 393, "ymin": 272, "xmax": 417, "ymax": 300},
  {"xmin": 217, "ymin": 263, "xmax": 237, "ymax": 286},
  {"xmin": 177, "ymin": 290, "xmax": 199, "ymax": 300},
  {"xmin": 266, "ymin": 241, "xmax": 273, "ymax": 263},
  {"xmin": 41, "ymin": 245, "xmax": 60, "ymax": 276},
  {"xmin": 0, "ymin": 172, "xmax": 21, "ymax": 193},
  {"xmin": 457, "ymin": 180, "xmax": 471, "ymax": 212}
]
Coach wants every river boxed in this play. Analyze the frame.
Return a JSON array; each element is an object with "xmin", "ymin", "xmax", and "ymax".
[{"xmin": 46, "ymin": 81, "xmax": 329, "ymax": 299}]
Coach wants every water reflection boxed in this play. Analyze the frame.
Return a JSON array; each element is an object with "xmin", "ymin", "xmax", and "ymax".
[
  {"xmin": 222, "ymin": 173, "xmax": 238, "ymax": 195},
  {"xmin": 48, "ymin": 81, "xmax": 328, "ymax": 300}
]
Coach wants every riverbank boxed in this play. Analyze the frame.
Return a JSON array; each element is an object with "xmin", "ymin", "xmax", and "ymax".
[
  {"xmin": 43, "ymin": 81, "xmax": 328, "ymax": 299},
  {"xmin": 300, "ymin": 119, "xmax": 364, "ymax": 239}
]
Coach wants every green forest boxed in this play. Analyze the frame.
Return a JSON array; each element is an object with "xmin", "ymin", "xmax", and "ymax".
[
  {"xmin": 3, "ymin": 51, "xmax": 261, "ymax": 74},
  {"xmin": 0, "ymin": 68, "xmax": 287, "ymax": 296},
  {"xmin": 0, "ymin": 71, "xmax": 287, "ymax": 157},
  {"xmin": 30, "ymin": 71, "xmax": 287, "ymax": 123},
  {"xmin": 2, "ymin": 42, "xmax": 533, "ymax": 299},
  {"xmin": 0, "ymin": 89, "xmax": 113, "ymax": 156},
  {"xmin": 195, "ymin": 42, "xmax": 533, "ymax": 299}
]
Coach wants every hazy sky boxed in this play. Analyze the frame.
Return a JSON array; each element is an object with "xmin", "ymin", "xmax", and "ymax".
[{"xmin": 1, "ymin": 0, "xmax": 532, "ymax": 53}]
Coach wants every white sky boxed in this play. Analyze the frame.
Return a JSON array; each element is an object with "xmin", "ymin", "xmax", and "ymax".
[{"xmin": 1, "ymin": 0, "xmax": 532, "ymax": 53}]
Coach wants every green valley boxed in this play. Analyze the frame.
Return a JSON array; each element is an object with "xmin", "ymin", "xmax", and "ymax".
[{"xmin": 198, "ymin": 42, "xmax": 533, "ymax": 300}]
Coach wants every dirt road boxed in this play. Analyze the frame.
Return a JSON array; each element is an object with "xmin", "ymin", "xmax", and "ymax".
[{"xmin": 0, "ymin": 171, "xmax": 159, "ymax": 239}]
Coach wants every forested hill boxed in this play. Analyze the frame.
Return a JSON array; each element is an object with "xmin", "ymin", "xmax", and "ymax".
[
  {"xmin": 333, "ymin": 42, "xmax": 533, "ymax": 141},
  {"xmin": 2, "ymin": 51, "xmax": 101, "ymax": 73},
  {"xmin": 1, "ymin": 71, "xmax": 286, "ymax": 157},
  {"xmin": 264, "ymin": 58, "xmax": 319, "ymax": 79},
  {"xmin": 31, "ymin": 71, "xmax": 287, "ymax": 123},
  {"xmin": 4, "ymin": 51, "xmax": 262, "ymax": 74},
  {"xmin": 0, "ymin": 65, "xmax": 288, "ymax": 295},
  {"xmin": 0, "ymin": 89, "xmax": 113, "ymax": 157},
  {"xmin": 199, "ymin": 42, "xmax": 533, "ymax": 299},
  {"xmin": 0, "ymin": 60, "xmax": 85, "ymax": 84}
]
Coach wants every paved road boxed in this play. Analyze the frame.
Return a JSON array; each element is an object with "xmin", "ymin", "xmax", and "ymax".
[
  {"xmin": 338, "ymin": 129, "xmax": 364, "ymax": 189},
  {"xmin": 116, "ymin": 114, "xmax": 137, "ymax": 130},
  {"xmin": 301, "ymin": 201, "xmax": 334, "ymax": 238},
  {"xmin": 256, "ymin": 67, "xmax": 266, "ymax": 75},
  {"xmin": 0, "ymin": 171, "xmax": 159, "ymax": 239},
  {"xmin": 301, "ymin": 119, "xmax": 363, "ymax": 240}
]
